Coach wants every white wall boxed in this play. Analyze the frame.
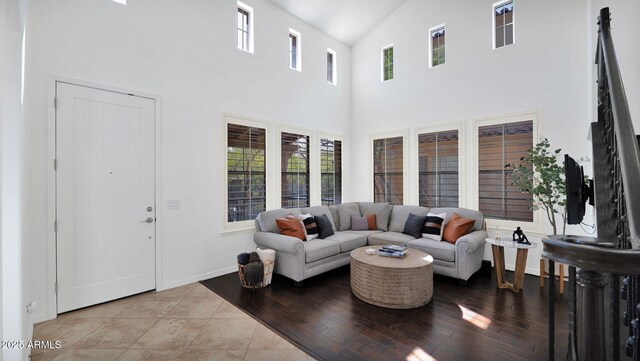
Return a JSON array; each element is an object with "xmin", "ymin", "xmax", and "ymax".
[
  {"xmin": 350, "ymin": 0, "xmax": 595, "ymax": 274},
  {"xmin": 24, "ymin": 0, "xmax": 351, "ymax": 322},
  {"xmin": 1, "ymin": 0, "xmax": 28, "ymax": 359}
]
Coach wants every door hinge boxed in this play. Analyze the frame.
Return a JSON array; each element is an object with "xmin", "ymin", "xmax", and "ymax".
[
  {"xmin": 54, "ymin": 220, "xmax": 58, "ymax": 232},
  {"xmin": 54, "ymin": 97, "xmax": 58, "ymax": 109},
  {"xmin": 53, "ymin": 158, "xmax": 58, "ymax": 170},
  {"xmin": 55, "ymin": 281, "xmax": 58, "ymax": 294}
]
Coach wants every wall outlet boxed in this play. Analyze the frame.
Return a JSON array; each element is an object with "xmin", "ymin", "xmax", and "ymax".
[{"xmin": 26, "ymin": 300, "xmax": 37, "ymax": 313}]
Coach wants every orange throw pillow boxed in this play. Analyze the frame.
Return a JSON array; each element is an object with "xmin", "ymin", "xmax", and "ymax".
[
  {"xmin": 442, "ymin": 213, "xmax": 475, "ymax": 244},
  {"xmin": 276, "ymin": 216, "xmax": 305, "ymax": 241},
  {"xmin": 366, "ymin": 214, "xmax": 377, "ymax": 230}
]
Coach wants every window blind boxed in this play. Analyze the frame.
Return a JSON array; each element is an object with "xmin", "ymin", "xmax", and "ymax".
[
  {"xmin": 419, "ymin": 130, "xmax": 458, "ymax": 208},
  {"xmin": 281, "ymin": 132, "xmax": 309, "ymax": 208},
  {"xmin": 321, "ymin": 138, "xmax": 342, "ymax": 206},
  {"xmin": 227, "ymin": 123, "xmax": 266, "ymax": 222},
  {"xmin": 373, "ymin": 137, "xmax": 403, "ymax": 205},
  {"xmin": 478, "ymin": 120, "xmax": 533, "ymax": 221}
]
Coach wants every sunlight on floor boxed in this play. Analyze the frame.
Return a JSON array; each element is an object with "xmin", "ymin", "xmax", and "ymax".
[
  {"xmin": 458, "ymin": 305, "xmax": 491, "ymax": 329},
  {"xmin": 406, "ymin": 347, "xmax": 437, "ymax": 361}
]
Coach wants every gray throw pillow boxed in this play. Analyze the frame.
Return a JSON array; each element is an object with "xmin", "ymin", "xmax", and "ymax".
[
  {"xmin": 403, "ymin": 213, "xmax": 428, "ymax": 239},
  {"xmin": 338, "ymin": 202, "xmax": 361, "ymax": 231},
  {"xmin": 359, "ymin": 202, "xmax": 392, "ymax": 231},
  {"xmin": 351, "ymin": 216, "xmax": 369, "ymax": 231}
]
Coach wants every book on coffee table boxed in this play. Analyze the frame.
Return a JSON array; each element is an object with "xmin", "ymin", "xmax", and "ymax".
[
  {"xmin": 380, "ymin": 245, "xmax": 407, "ymax": 253},
  {"xmin": 377, "ymin": 249, "xmax": 406, "ymax": 258}
]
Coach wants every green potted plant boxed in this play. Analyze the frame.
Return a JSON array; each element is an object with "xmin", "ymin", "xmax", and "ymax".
[{"xmin": 509, "ymin": 137, "xmax": 567, "ymax": 235}]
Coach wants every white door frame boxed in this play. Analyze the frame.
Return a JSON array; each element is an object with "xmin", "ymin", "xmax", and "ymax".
[{"xmin": 45, "ymin": 76, "xmax": 163, "ymax": 321}]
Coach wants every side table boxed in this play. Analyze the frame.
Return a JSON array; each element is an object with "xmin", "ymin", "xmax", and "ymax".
[{"xmin": 486, "ymin": 237, "xmax": 537, "ymax": 293}]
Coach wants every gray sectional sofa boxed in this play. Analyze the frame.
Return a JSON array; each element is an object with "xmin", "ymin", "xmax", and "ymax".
[{"xmin": 253, "ymin": 202, "xmax": 487, "ymax": 284}]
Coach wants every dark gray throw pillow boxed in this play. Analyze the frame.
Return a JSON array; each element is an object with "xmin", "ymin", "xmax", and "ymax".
[
  {"xmin": 315, "ymin": 214, "xmax": 335, "ymax": 239},
  {"xmin": 403, "ymin": 213, "xmax": 428, "ymax": 239}
]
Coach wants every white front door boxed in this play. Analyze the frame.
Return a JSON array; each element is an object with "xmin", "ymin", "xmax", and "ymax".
[{"xmin": 56, "ymin": 82, "xmax": 156, "ymax": 313}]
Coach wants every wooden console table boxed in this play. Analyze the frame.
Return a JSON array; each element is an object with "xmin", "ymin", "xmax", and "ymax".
[{"xmin": 486, "ymin": 237, "xmax": 537, "ymax": 293}]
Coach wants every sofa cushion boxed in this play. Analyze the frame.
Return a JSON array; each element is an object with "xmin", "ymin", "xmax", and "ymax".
[
  {"xmin": 257, "ymin": 208, "xmax": 302, "ymax": 233},
  {"xmin": 301, "ymin": 206, "xmax": 337, "ymax": 231},
  {"xmin": 324, "ymin": 232, "xmax": 367, "ymax": 253},
  {"xmin": 403, "ymin": 213, "xmax": 428, "ymax": 239},
  {"xmin": 389, "ymin": 205, "xmax": 429, "ymax": 232},
  {"xmin": 358, "ymin": 202, "xmax": 392, "ymax": 231},
  {"xmin": 408, "ymin": 239, "xmax": 456, "ymax": 262},
  {"xmin": 338, "ymin": 202, "xmax": 361, "ymax": 231},
  {"xmin": 443, "ymin": 213, "xmax": 475, "ymax": 244},
  {"xmin": 303, "ymin": 239, "xmax": 340, "ymax": 263},
  {"xmin": 368, "ymin": 231, "xmax": 415, "ymax": 246},
  {"xmin": 344, "ymin": 230, "xmax": 383, "ymax": 238},
  {"xmin": 328, "ymin": 205, "xmax": 340, "ymax": 231},
  {"xmin": 430, "ymin": 207, "xmax": 484, "ymax": 231}
]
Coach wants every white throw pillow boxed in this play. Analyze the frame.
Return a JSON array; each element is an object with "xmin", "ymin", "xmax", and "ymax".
[
  {"xmin": 422, "ymin": 212, "xmax": 446, "ymax": 241},
  {"xmin": 296, "ymin": 214, "xmax": 319, "ymax": 241}
]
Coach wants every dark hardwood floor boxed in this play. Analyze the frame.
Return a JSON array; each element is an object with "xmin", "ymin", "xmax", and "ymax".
[{"xmin": 201, "ymin": 266, "xmax": 568, "ymax": 361}]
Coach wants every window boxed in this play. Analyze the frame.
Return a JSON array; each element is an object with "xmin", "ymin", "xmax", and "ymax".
[
  {"xmin": 478, "ymin": 120, "xmax": 533, "ymax": 221},
  {"xmin": 382, "ymin": 45, "xmax": 394, "ymax": 81},
  {"xmin": 320, "ymin": 138, "xmax": 342, "ymax": 206},
  {"xmin": 281, "ymin": 132, "xmax": 309, "ymax": 208},
  {"xmin": 373, "ymin": 136, "xmax": 404, "ymax": 204},
  {"xmin": 237, "ymin": 2, "xmax": 254, "ymax": 53},
  {"xmin": 430, "ymin": 25, "xmax": 445, "ymax": 67},
  {"xmin": 327, "ymin": 49, "xmax": 337, "ymax": 85},
  {"xmin": 494, "ymin": 1, "xmax": 514, "ymax": 48},
  {"xmin": 289, "ymin": 29, "xmax": 301, "ymax": 71},
  {"xmin": 226, "ymin": 123, "xmax": 266, "ymax": 224},
  {"xmin": 419, "ymin": 130, "xmax": 458, "ymax": 207}
]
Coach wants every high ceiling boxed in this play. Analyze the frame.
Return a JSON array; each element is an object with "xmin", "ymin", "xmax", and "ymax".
[{"xmin": 266, "ymin": 0, "xmax": 408, "ymax": 46}]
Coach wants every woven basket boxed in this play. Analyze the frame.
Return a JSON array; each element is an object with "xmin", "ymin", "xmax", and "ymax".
[{"xmin": 238, "ymin": 260, "xmax": 273, "ymax": 289}]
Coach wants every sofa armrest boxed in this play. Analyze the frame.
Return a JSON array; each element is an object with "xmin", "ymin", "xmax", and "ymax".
[
  {"xmin": 456, "ymin": 230, "xmax": 488, "ymax": 254},
  {"xmin": 254, "ymin": 231, "xmax": 304, "ymax": 255}
]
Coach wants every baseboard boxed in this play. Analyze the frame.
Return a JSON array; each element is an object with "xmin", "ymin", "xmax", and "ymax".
[
  {"xmin": 159, "ymin": 266, "xmax": 237, "ymax": 291},
  {"xmin": 31, "ymin": 310, "xmax": 51, "ymax": 324},
  {"xmin": 25, "ymin": 312, "xmax": 34, "ymax": 361}
]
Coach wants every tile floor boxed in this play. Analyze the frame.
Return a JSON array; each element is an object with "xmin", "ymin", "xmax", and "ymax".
[{"xmin": 31, "ymin": 283, "xmax": 315, "ymax": 361}]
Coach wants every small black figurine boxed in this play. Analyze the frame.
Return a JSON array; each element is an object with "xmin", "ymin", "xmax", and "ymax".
[{"xmin": 513, "ymin": 227, "xmax": 531, "ymax": 245}]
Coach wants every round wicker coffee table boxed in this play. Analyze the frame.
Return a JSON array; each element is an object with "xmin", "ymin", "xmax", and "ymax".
[{"xmin": 350, "ymin": 247, "xmax": 433, "ymax": 309}]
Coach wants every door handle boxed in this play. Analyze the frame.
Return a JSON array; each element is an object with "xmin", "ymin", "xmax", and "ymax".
[{"xmin": 142, "ymin": 217, "xmax": 154, "ymax": 223}]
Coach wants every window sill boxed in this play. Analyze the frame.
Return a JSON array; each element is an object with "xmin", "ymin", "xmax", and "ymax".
[{"xmin": 221, "ymin": 225, "xmax": 256, "ymax": 235}]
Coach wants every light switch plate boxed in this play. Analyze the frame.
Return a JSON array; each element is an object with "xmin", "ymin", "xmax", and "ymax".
[{"xmin": 167, "ymin": 200, "xmax": 181, "ymax": 210}]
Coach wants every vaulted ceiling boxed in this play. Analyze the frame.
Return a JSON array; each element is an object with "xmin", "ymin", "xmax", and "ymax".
[{"xmin": 266, "ymin": 0, "xmax": 408, "ymax": 46}]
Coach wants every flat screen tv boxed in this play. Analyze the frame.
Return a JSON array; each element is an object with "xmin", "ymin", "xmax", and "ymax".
[{"xmin": 565, "ymin": 154, "xmax": 593, "ymax": 224}]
